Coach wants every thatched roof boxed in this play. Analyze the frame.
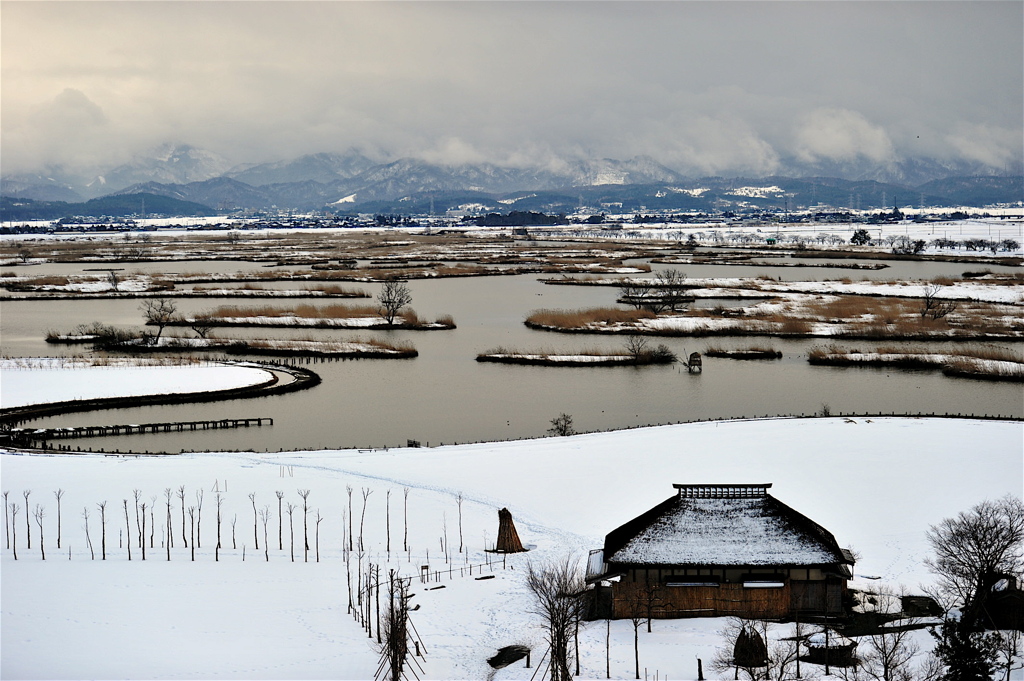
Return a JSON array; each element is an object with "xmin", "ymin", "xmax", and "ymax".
[{"xmin": 604, "ymin": 484, "xmax": 852, "ymax": 569}]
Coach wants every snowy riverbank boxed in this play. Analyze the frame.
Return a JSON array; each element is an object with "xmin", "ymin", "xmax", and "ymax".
[{"xmin": 0, "ymin": 358, "xmax": 277, "ymax": 409}]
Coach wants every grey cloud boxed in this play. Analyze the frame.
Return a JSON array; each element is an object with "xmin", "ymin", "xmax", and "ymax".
[
  {"xmin": 794, "ymin": 109, "xmax": 895, "ymax": 165},
  {"xmin": 2, "ymin": 1, "xmax": 1021, "ymax": 176}
]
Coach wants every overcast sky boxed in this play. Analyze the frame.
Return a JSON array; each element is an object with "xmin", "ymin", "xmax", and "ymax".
[{"xmin": 2, "ymin": 1, "xmax": 1021, "ymax": 176}]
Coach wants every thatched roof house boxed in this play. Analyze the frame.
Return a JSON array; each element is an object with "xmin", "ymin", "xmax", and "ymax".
[{"xmin": 587, "ymin": 484, "xmax": 855, "ymax": 620}]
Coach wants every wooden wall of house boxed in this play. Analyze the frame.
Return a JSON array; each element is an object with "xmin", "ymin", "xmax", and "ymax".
[
  {"xmin": 612, "ymin": 582, "xmax": 791, "ymax": 620},
  {"xmin": 791, "ymin": 579, "xmax": 844, "ymax": 614}
]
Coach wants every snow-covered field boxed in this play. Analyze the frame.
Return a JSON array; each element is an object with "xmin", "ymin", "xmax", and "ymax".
[
  {"xmin": 2, "ymin": 417, "xmax": 1021, "ymax": 679},
  {"xmin": 0, "ymin": 358, "xmax": 275, "ymax": 408}
]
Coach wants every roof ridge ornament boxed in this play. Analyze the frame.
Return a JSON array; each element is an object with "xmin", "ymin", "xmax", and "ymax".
[{"xmin": 673, "ymin": 483, "xmax": 772, "ymax": 498}]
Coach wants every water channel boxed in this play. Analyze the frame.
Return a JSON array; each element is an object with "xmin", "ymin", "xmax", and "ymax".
[{"xmin": 2, "ymin": 253, "xmax": 1021, "ymax": 452}]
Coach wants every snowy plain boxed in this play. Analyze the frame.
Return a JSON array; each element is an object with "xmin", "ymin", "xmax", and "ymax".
[{"xmin": 2, "ymin": 416, "xmax": 1021, "ymax": 680}]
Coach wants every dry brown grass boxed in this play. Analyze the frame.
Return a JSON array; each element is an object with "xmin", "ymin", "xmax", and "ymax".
[
  {"xmin": 706, "ymin": 344, "xmax": 779, "ymax": 354},
  {"xmin": 18, "ymin": 275, "xmax": 71, "ymax": 287},
  {"xmin": 526, "ymin": 307, "xmax": 656, "ymax": 328},
  {"xmin": 944, "ymin": 357, "xmax": 1024, "ymax": 380},
  {"xmin": 435, "ymin": 265, "xmax": 490, "ymax": 276},
  {"xmin": 204, "ymin": 303, "xmax": 381, "ymax": 319},
  {"xmin": 946, "ymin": 344, "xmax": 1024, "ymax": 363},
  {"xmin": 305, "ymin": 284, "xmax": 368, "ymax": 296},
  {"xmin": 778, "ymin": 318, "xmax": 812, "ymax": 334}
]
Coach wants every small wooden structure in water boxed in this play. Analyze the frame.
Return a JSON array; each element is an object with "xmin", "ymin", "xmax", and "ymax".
[
  {"xmin": 687, "ymin": 352, "xmax": 703, "ymax": 373},
  {"xmin": 494, "ymin": 507, "xmax": 527, "ymax": 553}
]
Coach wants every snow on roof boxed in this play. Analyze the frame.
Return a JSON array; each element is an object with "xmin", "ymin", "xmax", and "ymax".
[{"xmin": 605, "ymin": 484, "xmax": 848, "ymax": 568}]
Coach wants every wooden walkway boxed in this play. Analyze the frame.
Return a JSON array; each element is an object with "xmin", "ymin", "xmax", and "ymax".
[{"xmin": 13, "ymin": 417, "xmax": 272, "ymax": 441}]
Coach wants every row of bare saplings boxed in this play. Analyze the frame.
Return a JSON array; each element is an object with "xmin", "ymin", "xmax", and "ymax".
[
  {"xmin": 2, "ymin": 486, "xmax": 335, "ymax": 563},
  {"xmin": 2, "ymin": 484, "xmax": 497, "ymax": 573}
]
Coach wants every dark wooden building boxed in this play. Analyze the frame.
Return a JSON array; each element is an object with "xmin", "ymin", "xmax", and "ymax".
[{"xmin": 587, "ymin": 483, "xmax": 855, "ymax": 620}]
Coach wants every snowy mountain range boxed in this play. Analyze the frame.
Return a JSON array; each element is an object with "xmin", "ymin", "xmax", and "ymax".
[{"xmin": 2, "ymin": 144, "xmax": 1021, "ymax": 214}]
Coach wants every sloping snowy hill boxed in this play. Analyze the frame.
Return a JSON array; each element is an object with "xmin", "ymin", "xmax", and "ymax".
[{"xmin": 1, "ymin": 417, "xmax": 1020, "ymax": 679}]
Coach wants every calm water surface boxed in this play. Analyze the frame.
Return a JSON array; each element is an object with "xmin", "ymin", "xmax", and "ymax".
[{"xmin": 2, "ymin": 257, "xmax": 1021, "ymax": 452}]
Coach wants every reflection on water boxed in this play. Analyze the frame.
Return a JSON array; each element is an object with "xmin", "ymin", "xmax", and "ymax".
[{"xmin": 3, "ymin": 258, "xmax": 1021, "ymax": 452}]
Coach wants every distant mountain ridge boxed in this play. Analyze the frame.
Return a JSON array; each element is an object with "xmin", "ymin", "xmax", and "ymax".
[{"xmin": 2, "ymin": 144, "xmax": 1021, "ymax": 217}]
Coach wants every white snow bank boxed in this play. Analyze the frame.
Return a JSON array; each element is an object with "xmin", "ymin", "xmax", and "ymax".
[{"xmin": 0, "ymin": 359, "xmax": 275, "ymax": 408}]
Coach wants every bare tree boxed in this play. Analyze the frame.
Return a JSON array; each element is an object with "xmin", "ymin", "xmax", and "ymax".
[
  {"xmin": 853, "ymin": 586, "xmax": 921, "ymax": 681},
  {"xmin": 925, "ymin": 495, "xmax": 1024, "ymax": 628},
  {"xmin": 231, "ymin": 513, "xmax": 237, "ymax": 550},
  {"xmin": 298, "ymin": 489, "xmax": 310, "ymax": 561},
  {"xmin": 618, "ymin": 270, "xmax": 689, "ymax": 313},
  {"xmin": 711, "ymin": 618, "xmax": 777, "ymax": 681},
  {"xmin": 378, "ymin": 569, "xmax": 411, "ymax": 681},
  {"xmin": 189, "ymin": 315, "xmax": 216, "ymax": 339},
  {"xmin": 10, "ymin": 503, "xmax": 18, "ymax": 560},
  {"xmin": 248, "ymin": 492, "xmax": 259, "ymax": 551},
  {"xmin": 194, "ymin": 488, "xmax": 204, "ymax": 548},
  {"xmin": 3, "ymin": 491, "xmax": 9, "ymax": 549},
  {"xmin": 359, "ymin": 488, "xmax": 372, "ymax": 553},
  {"xmin": 133, "ymin": 489, "xmax": 142, "ymax": 548},
  {"xmin": 921, "ymin": 284, "xmax": 958, "ymax": 320},
  {"xmin": 54, "ymin": 489, "xmax": 64, "ymax": 549},
  {"xmin": 83, "ymin": 507, "xmax": 95, "ymax": 560},
  {"xmin": 122, "ymin": 499, "xmax": 131, "ymax": 560},
  {"xmin": 347, "ymin": 485, "xmax": 354, "ymax": 552},
  {"xmin": 377, "ymin": 279, "xmax": 412, "ymax": 326},
  {"xmin": 618, "ymin": 278, "xmax": 653, "ymax": 310},
  {"xmin": 177, "ymin": 486, "xmax": 188, "ymax": 547},
  {"xmin": 140, "ymin": 298, "xmax": 179, "ymax": 342},
  {"xmin": 97, "ymin": 501, "xmax": 107, "ymax": 560},
  {"xmin": 525, "ymin": 556, "xmax": 588, "ymax": 681},
  {"xmin": 139, "ymin": 501, "xmax": 147, "ymax": 560},
  {"xmin": 188, "ymin": 506, "xmax": 195, "ymax": 561},
  {"xmin": 403, "ymin": 488, "xmax": 409, "ymax": 553},
  {"xmin": 548, "ymin": 413, "xmax": 575, "ymax": 437},
  {"xmin": 624, "ymin": 334, "xmax": 650, "ymax": 364},
  {"xmin": 653, "ymin": 268, "xmax": 690, "ymax": 312},
  {"xmin": 260, "ymin": 506, "xmax": 270, "ymax": 562},
  {"xmin": 996, "ymin": 629, "xmax": 1023, "ymax": 681},
  {"xmin": 215, "ymin": 493, "xmax": 223, "ymax": 561},
  {"xmin": 287, "ymin": 503, "xmax": 296, "ymax": 562},
  {"xmin": 456, "ymin": 492, "xmax": 464, "ymax": 554},
  {"xmin": 315, "ymin": 510, "xmax": 323, "ymax": 563},
  {"xmin": 34, "ymin": 505, "xmax": 45, "ymax": 560},
  {"xmin": 275, "ymin": 490, "xmax": 284, "ymax": 550},
  {"xmin": 164, "ymin": 489, "xmax": 174, "ymax": 552},
  {"xmin": 23, "ymin": 490, "xmax": 31, "ymax": 549}
]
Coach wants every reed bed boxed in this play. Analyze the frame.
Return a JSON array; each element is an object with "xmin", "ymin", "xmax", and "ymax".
[
  {"xmin": 807, "ymin": 343, "xmax": 1024, "ymax": 382},
  {"xmin": 203, "ymin": 303, "xmax": 381, "ymax": 319},
  {"xmin": 8, "ymin": 275, "xmax": 72, "ymax": 287},
  {"xmin": 704, "ymin": 345, "xmax": 782, "ymax": 359},
  {"xmin": 479, "ymin": 345, "xmax": 625, "ymax": 358},
  {"xmin": 525, "ymin": 307, "xmax": 656, "ymax": 329}
]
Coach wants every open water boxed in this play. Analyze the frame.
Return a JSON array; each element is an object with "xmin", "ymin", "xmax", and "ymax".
[{"xmin": 2, "ymin": 255, "xmax": 1021, "ymax": 452}]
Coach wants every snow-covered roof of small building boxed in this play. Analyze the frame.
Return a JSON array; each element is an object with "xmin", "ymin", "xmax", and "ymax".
[{"xmin": 604, "ymin": 484, "xmax": 851, "ymax": 568}]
